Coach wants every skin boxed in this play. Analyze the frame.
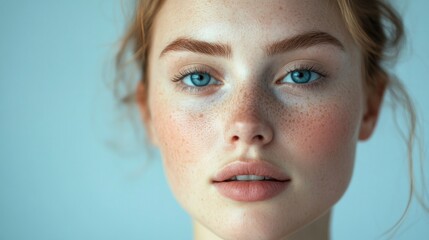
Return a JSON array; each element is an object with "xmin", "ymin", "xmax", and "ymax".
[{"xmin": 137, "ymin": 0, "xmax": 383, "ymax": 239}]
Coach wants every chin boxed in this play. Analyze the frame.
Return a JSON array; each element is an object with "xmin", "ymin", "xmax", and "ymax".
[
  {"xmin": 208, "ymin": 220, "xmax": 298, "ymax": 240},
  {"xmin": 194, "ymin": 203, "xmax": 314, "ymax": 240},
  {"xmin": 189, "ymin": 189, "xmax": 338, "ymax": 240}
]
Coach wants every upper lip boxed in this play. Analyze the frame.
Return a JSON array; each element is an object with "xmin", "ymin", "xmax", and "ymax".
[{"xmin": 212, "ymin": 160, "xmax": 290, "ymax": 182}]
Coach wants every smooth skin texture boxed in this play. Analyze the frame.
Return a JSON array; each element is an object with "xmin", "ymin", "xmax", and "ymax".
[{"xmin": 137, "ymin": 0, "xmax": 383, "ymax": 239}]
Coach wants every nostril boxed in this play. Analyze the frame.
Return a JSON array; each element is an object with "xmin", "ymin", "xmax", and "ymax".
[
  {"xmin": 254, "ymin": 135, "xmax": 264, "ymax": 141},
  {"xmin": 232, "ymin": 134, "xmax": 265, "ymax": 143},
  {"xmin": 226, "ymin": 120, "xmax": 274, "ymax": 145}
]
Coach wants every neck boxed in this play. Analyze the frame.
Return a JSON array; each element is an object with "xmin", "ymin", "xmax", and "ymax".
[{"xmin": 193, "ymin": 211, "xmax": 331, "ymax": 240}]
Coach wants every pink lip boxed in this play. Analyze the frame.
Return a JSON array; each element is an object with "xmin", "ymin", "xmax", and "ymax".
[{"xmin": 212, "ymin": 161, "xmax": 290, "ymax": 202}]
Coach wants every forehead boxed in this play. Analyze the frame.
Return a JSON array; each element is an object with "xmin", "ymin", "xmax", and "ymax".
[{"xmin": 151, "ymin": 0, "xmax": 355, "ymax": 55}]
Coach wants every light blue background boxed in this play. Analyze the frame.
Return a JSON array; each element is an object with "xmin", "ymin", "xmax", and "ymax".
[{"xmin": 0, "ymin": 1, "xmax": 428, "ymax": 239}]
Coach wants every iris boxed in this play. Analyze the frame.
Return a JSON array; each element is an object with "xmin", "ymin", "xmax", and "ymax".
[
  {"xmin": 190, "ymin": 73, "xmax": 211, "ymax": 86},
  {"xmin": 291, "ymin": 70, "xmax": 312, "ymax": 83},
  {"xmin": 280, "ymin": 69, "xmax": 321, "ymax": 84}
]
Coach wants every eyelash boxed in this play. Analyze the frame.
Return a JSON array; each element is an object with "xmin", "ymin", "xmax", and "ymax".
[
  {"xmin": 170, "ymin": 64, "xmax": 330, "ymax": 93},
  {"xmin": 171, "ymin": 67, "xmax": 211, "ymax": 82},
  {"xmin": 171, "ymin": 67, "xmax": 220, "ymax": 94},
  {"xmin": 278, "ymin": 64, "xmax": 329, "ymax": 89}
]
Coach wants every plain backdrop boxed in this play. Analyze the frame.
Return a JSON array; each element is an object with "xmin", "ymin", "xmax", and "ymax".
[{"xmin": 0, "ymin": 1, "xmax": 428, "ymax": 239}]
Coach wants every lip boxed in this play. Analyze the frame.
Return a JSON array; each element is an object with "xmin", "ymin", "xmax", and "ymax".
[{"xmin": 212, "ymin": 161, "xmax": 290, "ymax": 202}]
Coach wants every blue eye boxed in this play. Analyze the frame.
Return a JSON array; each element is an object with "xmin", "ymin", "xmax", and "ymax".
[
  {"xmin": 182, "ymin": 72, "xmax": 215, "ymax": 87},
  {"xmin": 281, "ymin": 69, "xmax": 321, "ymax": 84}
]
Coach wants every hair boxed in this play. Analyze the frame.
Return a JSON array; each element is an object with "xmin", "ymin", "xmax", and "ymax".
[
  {"xmin": 113, "ymin": 0, "xmax": 427, "ymax": 237},
  {"xmin": 115, "ymin": 0, "xmax": 165, "ymax": 106}
]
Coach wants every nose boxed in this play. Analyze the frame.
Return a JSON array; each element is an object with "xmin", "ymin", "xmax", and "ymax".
[
  {"xmin": 227, "ymin": 117, "xmax": 273, "ymax": 146},
  {"xmin": 224, "ymin": 88, "xmax": 274, "ymax": 147}
]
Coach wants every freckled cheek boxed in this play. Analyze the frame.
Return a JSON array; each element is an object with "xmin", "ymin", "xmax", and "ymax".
[
  {"xmin": 151, "ymin": 105, "xmax": 215, "ymax": 193},
  {"xmin": 295, "ymin": 103, "xmax": 359, "ymax": 158},
  {"xmin": 285, "ymin": 100, "xmax": 361, "ymax": 186}
]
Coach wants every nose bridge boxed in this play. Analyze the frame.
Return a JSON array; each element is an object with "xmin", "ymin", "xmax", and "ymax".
[
  {"xmin": 232, "ymin": 83, "xmax": 265, "ymax": 119},
  {"xmin": 223, "ymin": 82, "xmax": 274, "ymax": 147}
]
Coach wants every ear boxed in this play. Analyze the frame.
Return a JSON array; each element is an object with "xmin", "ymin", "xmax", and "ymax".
[
  {"xmin": 136, "ymin": 81, "xmax": 159, "ymax": 146},
  {"xmin": 358, "ymin": 77, "xmax": 387, "ymax": 140}
]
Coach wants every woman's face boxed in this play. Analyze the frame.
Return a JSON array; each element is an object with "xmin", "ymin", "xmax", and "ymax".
[{"xmin": 141, "ymin": 0, "xmax": 378, "ymax": 239}]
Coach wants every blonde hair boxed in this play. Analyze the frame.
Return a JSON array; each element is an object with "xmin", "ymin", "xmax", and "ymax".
[{"xmin": 114, "ymin": 0, "xmax": 427, "ymax": 236}]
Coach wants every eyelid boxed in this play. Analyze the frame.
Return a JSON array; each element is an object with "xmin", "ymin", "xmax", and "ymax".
[
  {"xmin": 171, "ymin": 65, "xmax": 222, "ymax": 83},
  {"xmin": 170, "ymin": 65, "xmax": 223, "ymax": 94},
  {"xmin": 275, "ymin": 62, "xmax": 329, "ymax": 85}
]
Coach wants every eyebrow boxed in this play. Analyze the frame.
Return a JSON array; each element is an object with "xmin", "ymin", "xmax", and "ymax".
[
  {"xmin": 159, "ymin": 31, "xmax": 344, "ymax": 58},
  {"xmin": 265, "ymin": 31, "xmax": 345, "ymax": 55},
  {"xmin": 160, "ymin": 38, "xmax": 232, "ymax": 58}
]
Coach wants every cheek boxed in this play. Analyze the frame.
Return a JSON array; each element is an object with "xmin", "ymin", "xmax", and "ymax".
[
  {"xmin": 150, "ymin": 102, "xmax": 215, "ymax": 197},
  {"xmin": 294, "ymin": 101, "xmax": 359, "ymax": 158},
  {"xmin": 282, "ymin": 97, "xmax": 362, "ymax": 201}
]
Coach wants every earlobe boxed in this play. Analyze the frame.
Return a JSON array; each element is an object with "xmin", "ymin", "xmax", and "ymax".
[
  {"xmin": 358, "ymin": 110, "xmax": 377, "ymax": 140},
  {"xmin": 358, "ymin": 78, "xmax": 387, "ymax": 141},
  {"xmin": 136, "ymin": 81, "xmax": 159, "ymax": 146}
]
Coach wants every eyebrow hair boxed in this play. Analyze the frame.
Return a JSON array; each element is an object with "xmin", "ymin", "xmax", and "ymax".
[
  {"xmin": 160, "ymin": 38, "xmax": 232, "ymax": 58},
  {"xmin": 159, "ymin": 31, "xmax": 344, "ymax": 58},
  {"xmin": 265, "ymin": 31, "xmax": 345, "ymax": 55}
]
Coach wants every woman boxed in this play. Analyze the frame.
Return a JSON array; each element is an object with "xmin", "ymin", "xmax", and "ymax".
[{"xmin": 115, "ymin": 0, "xmax": 426, "ymax": 239}]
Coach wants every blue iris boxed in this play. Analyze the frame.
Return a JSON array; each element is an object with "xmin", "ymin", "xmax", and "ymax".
[
  {"xmin": 291, "ymin": 70, "xmax": 311, "ymax": 83},
  {"xmin": 281, "ymin": 69, "xmax": 321, "ymax": 84},
  {"xmin": 189, "ymin": 73, "xmax": 211, "ymax": 86}
]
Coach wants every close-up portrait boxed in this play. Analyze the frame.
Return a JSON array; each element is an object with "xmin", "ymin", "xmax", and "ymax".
[{"xmin": 1, "ymin": 0, "xmax": 428, "ymax": 240}]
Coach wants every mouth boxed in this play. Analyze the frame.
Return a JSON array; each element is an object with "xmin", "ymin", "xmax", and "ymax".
[
  {"xmin": 212, "ymin": 161, "xmax": 291, "ymax": 202},
  {"xmin": 224, "ymin": 175, "xmax": 277, "ymax": 181}
]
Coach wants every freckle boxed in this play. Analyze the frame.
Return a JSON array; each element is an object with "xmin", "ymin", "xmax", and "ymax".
[{"xmin": 199, "ymin": 113, "xmax": 203, "ymax": 118}]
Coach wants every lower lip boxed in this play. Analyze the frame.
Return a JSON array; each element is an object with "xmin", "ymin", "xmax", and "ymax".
[{"xmin": 213, "ymin": 181, "xmax": 289, "ymax": 202}]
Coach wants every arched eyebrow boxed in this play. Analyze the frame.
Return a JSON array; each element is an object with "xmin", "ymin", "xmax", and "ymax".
[
  {"xmin": 160, "ymin": 38, "xmax": 232, "ymax": 58},
  {"xmin": 159, "ymin": 31, "xmax": 344, "ymax": 58},
  {"xmin": 265, "ymin": 31, "xmax": 345, "ymax": 55}
]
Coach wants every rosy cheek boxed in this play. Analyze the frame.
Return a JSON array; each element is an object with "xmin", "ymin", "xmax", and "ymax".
[
  {"xmin": 282, "ymin": 99, "xmax": 362, "ymax": 196},
  {"xmin": 151, "ymin": 107, "xmax": 213, "ymax": 192},
  {"xmin": 294, "ymin": 101, "xmax": 360, "ymax": 158}
]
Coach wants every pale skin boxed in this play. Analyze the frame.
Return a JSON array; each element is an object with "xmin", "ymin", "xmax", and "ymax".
[{"xmin": 137, "ymin": 0, "xmax": 383, "ymax": 239}]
